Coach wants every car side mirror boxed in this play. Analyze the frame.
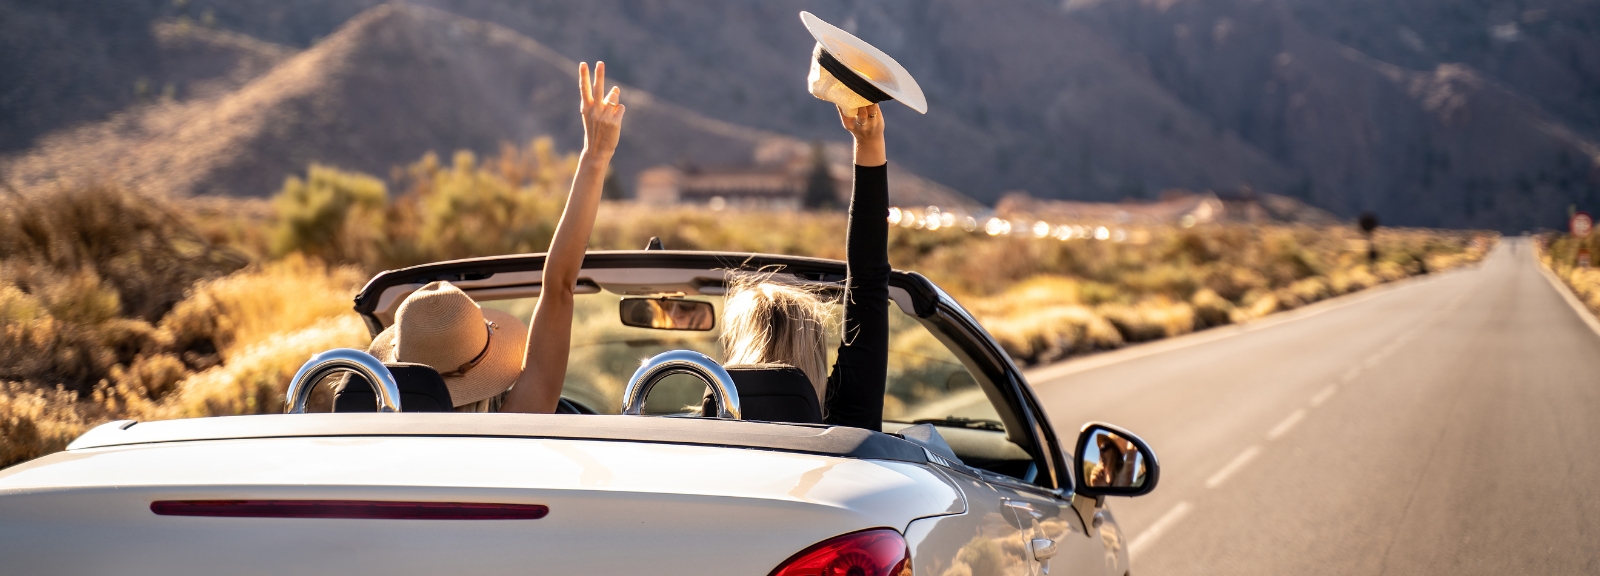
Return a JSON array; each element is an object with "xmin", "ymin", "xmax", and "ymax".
[
  {"xmin": 1073, "ymin": 422, "xmax": 1159, "ymax": 497},
  {"xmin": 618, "ymin": 298, "xmax": 716, "ymax": 331}
]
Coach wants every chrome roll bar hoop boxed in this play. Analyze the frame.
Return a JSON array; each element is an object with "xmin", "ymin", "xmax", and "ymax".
[
  {"xmin": 285, "ymin": 348, "xmax": 402, "ymax": 414},
  {"xmin": 621, "ymin": 350, "xmax": 741, "ymax": 419}
]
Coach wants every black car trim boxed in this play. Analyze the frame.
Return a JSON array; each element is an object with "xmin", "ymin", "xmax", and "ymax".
[{"xmin": 348, "ymin": 250, "xmax": 1064, "ymax": 488}]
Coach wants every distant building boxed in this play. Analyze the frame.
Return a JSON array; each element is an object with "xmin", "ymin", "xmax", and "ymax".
[
  {"xmin": 635, "ymin": 164, "xmax": 841, "ymax": 210},
  {"xmin": 635, "ymin": 138, "xmax": 982, "ymax": 212}
]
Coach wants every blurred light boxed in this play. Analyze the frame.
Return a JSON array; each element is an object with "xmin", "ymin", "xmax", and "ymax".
[
  {"xmin": 1033, "ymin": 221, "xmax": 1051, "ymax": 238},
  {"xmin": 887, "ymin": 206, "xmax": 903, "ymax": 225},
  {"xmin": 1180, "ymin": 214, "xmax": 1197, "ymax": 228},
  {"xmin": 913, "ymin": 215, "xmax": 926, "ymax": 229},
  {"xmin": 709, "ymin": 196, "xmax": 726, "ymax": 211},
  {"xmin": 1002, "ymin": 220, "xmax": 1015, "ymax": 235},
  {"xmin": 985, "ymin": 218, "xmax": 1006, "ymax": 236},
  {"xmin": 1094, "ymin": 226, "xmax": 1110, "ymax": 241},
  {"xmin": 1054, "ymin": 225, "xmax": 1071, "ymax": 240},
  {"xmin": 1112, "ymin": 228, "xmax": 1127, "ymax": 242},
  {"xmin": 926, "ymin": 215, "xmax": 942, "ymax": 231},
  {"xmin": 963, "ymin": 216, "xmax": 978, "ymax": 232},
  {"xmin": 940, "ymin": 212, "xmax": 956, "ymax": 229},
  {"xmin": 1073, "ymin": 225, "xmax": 1087, "ymax": 239},
  {"xmin": 900, "ymin": 212, "xmax": 917, "ymax": 228},
  {"xmin": 926, "ymin": 206, "xmax": 941, "ymax": 219}
]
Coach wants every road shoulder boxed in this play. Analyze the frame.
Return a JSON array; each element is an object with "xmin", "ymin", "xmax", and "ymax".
[{"xmin": 1535, "ymin": 252, "xmax": 1600, "ymax": 338}]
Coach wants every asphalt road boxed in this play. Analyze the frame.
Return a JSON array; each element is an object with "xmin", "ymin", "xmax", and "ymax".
[{"xmin": 1028, "ymin": 238, "xmax": 1600, "ymax": 575}]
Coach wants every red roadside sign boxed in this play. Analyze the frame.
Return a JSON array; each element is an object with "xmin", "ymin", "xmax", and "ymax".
[{"xmin": 1574, "ymin": 211, "xmax": 1593, "ymax": 238}]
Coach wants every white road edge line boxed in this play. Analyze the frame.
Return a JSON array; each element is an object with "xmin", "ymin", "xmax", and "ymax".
[
  {"xmin": 1266, "ymin": 409, "xmax": 1307, "ymax": 440},
  {"xmin": 1310, "ymin": 385, "xmax": 1337, "ymax": 406},
  {"xmin": 1205, "ymin": 446, "xmax": 1263, "ymax": 489},
  {"xmin": 1024, "ymin": 267, "xmax": 1463, "ymax": 384},
  {"xmin": 1127, "ymin": 501, "xmax": 1193, "ymax": 561},
  {"xmin": 1535, "ymin": 254, "xmax": 1600, "ymax": 339}
]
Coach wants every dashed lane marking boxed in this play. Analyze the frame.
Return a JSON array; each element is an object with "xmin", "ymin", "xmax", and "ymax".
[
  {"xmin": 1266, "ymin": 409, "xmax": 1307, "ymax": 440},
  {"xmin": 1128, "ymin": 501, "xmax": 1192, "ymax": 561},
  {"xmin": 1205, "ymin": 446, "xmax": 1262, "ymax": 489},
  {"xmin": 1310, "ymin": 385, "xmax": 1337, "ymax": 406}
]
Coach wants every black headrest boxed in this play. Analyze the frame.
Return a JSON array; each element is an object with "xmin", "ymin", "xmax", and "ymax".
[
  {"xmin": 702, "ymin": 366, "xmax": 822, "ymax": 424},
  {"xmin": 332, "ymin": 363, "xmax": 454, "ymax": 413}
]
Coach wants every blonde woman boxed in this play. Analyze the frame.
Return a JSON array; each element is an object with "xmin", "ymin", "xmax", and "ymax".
[
  {"xmin": 353, "ymin": 62, "xmax": 624, "ymax": 414},
  {"xmin": 712, "ymin": 103, "xmax": 890, "ymax": 431}
]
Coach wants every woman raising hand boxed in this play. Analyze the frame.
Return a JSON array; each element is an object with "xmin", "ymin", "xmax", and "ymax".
[{"xmin": 497, "ymin": 61, "xmax": 625, "ymax": 413}]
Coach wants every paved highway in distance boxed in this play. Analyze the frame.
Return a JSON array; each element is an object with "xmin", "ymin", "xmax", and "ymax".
[{"xmin": 1029, "ymin": 238, "xmax": 1600, "ymax": 575}]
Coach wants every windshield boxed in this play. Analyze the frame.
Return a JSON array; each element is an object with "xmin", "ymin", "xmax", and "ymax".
[{"xmin": 477, "ymin": 291, "xmax": 1005, "ymax": 429}]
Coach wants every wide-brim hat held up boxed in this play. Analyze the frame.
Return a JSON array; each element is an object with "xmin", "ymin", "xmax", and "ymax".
[
  {"xmin": 801, "ymin": 11, "xmax": 927, "ymax": 114},
  {"xmin": 367, "ymin": 281, "xmax": 528, "ymax": 407}
]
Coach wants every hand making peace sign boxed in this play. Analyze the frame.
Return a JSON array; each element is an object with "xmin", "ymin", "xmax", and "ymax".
[{"xmin": 579, "ymin": 61, "xmax": 626, "ymax": 158}]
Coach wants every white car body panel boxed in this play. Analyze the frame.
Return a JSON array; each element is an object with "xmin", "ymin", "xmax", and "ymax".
[{"xmin": 0, "ymin": 429, "xmax": 962, "ymax": 576}]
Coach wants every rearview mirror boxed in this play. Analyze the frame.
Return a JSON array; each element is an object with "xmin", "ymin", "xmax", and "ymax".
[
  {"xmin": 619, "ymin": 298, "xmax": 716, "ymax": 331},
  {"xmin": 1074, "ymin": 422, "xmax": 1159, "ymax": 497}
]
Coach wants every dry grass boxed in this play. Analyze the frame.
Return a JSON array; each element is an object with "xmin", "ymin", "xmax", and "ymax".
[
  {"xmin": 1, "ymin": 186, "xmax": 368, "ymax": 466},
  {"xmin": 0, "ymin": 145, "xmax": 1497, "ymax": 468},
  {"xmin": 1540, "ymin": 233, "xmax": 1600, "ymax": 316},
  {"xmin": 955, "ymin": 227, "xmax": 1493, "ymax": 364}
]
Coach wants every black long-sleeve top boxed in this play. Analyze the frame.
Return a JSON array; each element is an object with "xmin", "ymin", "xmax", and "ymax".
[{"xmin": 821, "ymin": 163, "xmax": 891, "ymax": 431}]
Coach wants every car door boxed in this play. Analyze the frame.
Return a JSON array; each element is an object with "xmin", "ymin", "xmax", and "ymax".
[
  {"xmin": 904, "ymin": 466, "xmax": 1037, "ymax": 575},
  {"xmin": 994, "ymin": 474, "xmax": 1102, "ymax": 576},
  {"xmin": 894, "ymin": 285, "xmax": 1114, "ymax": 575}
]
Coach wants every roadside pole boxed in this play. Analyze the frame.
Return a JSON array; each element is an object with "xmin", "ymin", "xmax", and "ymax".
[{"xmin": 1574, "ymin": 211, "xmax": 1592, "ymax": 268}]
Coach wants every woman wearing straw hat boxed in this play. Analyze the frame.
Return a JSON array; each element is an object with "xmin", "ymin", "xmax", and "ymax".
[{"xmin": 364, "ymin": 61, "xmax": 626, "ymax": 413}]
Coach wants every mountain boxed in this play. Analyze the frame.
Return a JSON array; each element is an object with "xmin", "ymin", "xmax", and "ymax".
[
  {"xmin": 0, "ymin": 3, "xmax": 971, "ymax": 207},
  {"xmin": 391, "ymin": 0, "xmax": 1300, "ymax": 206},
  {"xmin": 3, "ymin": 0, "xmax": 1598, "ymax": 229},
  {"xmin": 1061, "ymin": 0, "xmax": 1600, "ymax": 230},
  {"xmin": 1280, "ymin": 0, "xmax": 1600, "ymax": 139},
  {"xmin": 1, "ymin": 3, "xmax": 762, "ymax": 197}
]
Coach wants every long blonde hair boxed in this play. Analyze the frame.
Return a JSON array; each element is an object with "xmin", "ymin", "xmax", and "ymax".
[{"xmin": 720, "ymin": 272, "xmax": 836, "ymax": 400}]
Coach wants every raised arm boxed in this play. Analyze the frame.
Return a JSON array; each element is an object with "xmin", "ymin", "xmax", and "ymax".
[
  {"xmin": 824, "ymin": 104, "xmax": 892, "ymax": 431},
  {"xmin": 501, "ymin": 61, "xmax": 625, "ymax": 414}
]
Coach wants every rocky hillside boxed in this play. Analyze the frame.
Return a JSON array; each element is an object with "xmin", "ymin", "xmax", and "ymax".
[
  {"xmin": 2, "ymin": 4, "xmax": 774, "ymax": 197},
  {"xmin": 3, "ymin": 0, "xmax": 1597, "ymax": 229},
  {"xmin": 1062, "ymin": 0, "xmax": 1600, "ymax": 230},
  {"xmin": 0, "ymin": 3, "xmax": 969, "ymax": 207}
]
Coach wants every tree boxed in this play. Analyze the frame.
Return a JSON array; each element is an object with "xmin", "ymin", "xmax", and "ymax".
[
  {"xmin": 801, "ymin": 141, "xmax": 838, "ymax": 210},
  {"xmin": 601, "ymin": 166, "xmax": 624, "ymax": 200}
]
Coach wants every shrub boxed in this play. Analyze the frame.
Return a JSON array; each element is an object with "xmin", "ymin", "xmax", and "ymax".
[
  {"xmin": 0, "ymin": 184, "xmax": 245, "ymax": 391},
  {"xmin": 161, "ymin": 255, "xmax": 366, "ymax": 363},
  {"xmin": 271, "ymin": 164, "xmax": 387, "ymax": 264},
  {"xmin": 1541, "ymin": 233, "xmax": 1600, "ymax": 317}
]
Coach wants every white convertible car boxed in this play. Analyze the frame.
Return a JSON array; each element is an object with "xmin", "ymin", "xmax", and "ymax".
[{"xmin": 0, "ymin": 250, "xmax": 1159, "ymax": 576}]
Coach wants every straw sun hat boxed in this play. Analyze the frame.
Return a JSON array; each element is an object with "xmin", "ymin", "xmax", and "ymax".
[
  {"xmin": 368, "ymin": 281, "xmax": 528, "ymax": 407},
  {"xmin": 800, "ymin": 11, "xmax": 927, "ymax": 114}
]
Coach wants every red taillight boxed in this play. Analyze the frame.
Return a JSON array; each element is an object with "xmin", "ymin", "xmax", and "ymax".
[
  {"xmin": 150, "ymin": 500, "xmax": 548, "ymax": 520},
  {"xmin": 769, "ymin": 528, "xmax": 911, "ymax": 576}
]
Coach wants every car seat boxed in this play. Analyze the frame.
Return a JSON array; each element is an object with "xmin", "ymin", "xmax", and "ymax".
[
  {"xmin": 332, "ymin": 362, "xmax": 454, "ymax": 412},
  {"xmin": 701, "ymin": 366, "xmax": 823, "ymax": 424}
]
